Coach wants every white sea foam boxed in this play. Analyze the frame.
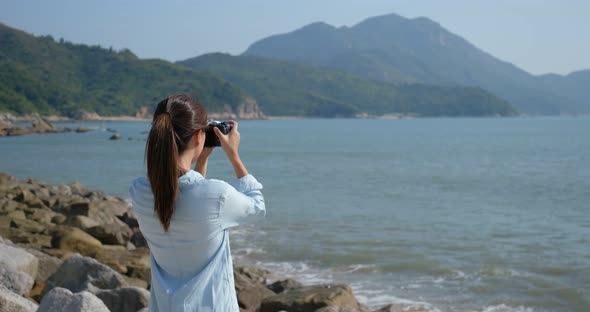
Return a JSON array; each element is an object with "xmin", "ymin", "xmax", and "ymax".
[{"xmin": 480, "ymin": 304, "xmax": 534, "ymax": 312}]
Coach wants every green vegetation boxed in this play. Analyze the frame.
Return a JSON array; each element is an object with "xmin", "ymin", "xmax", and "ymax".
[
  {"xmin": 179, "ymin": 53, "xmax": 517, "ymax": 117},
  {"xmin": 0, "ymin": 23, "xmax": 247, "ymax": 116},
  {"xmin": 0, "ymin": 22, "xmax": 516, "ymax": 118}
]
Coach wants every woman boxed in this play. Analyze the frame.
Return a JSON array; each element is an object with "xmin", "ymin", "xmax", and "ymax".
[{"xmin": 128, "ymin": 94, "xmax": 266, "ymax": 311}]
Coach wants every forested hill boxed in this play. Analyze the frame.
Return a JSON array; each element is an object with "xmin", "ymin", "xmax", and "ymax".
[
  {"xmin": 179, "ymin": 53, "xmax": 517, "ymax": 117},
  {"xmin": 243, "ymin": 13, "xmax": 588, "ymax": 115},
  {"xmin": 0, "ymin": 23, "xmax": 248, "ymax": 116},
  {"xmin": 1, "ymin": 22, "xmax": 516, "ymax": 118}
]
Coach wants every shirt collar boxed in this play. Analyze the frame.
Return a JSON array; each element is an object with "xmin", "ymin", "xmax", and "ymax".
[{"xmin": 179, "ymin": 169, "xmax": 204, "ymax": 187}]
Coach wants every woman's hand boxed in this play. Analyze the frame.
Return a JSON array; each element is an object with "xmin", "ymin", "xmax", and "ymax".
[
  {"xmin": 214, "ymin": 120, "xmax": 248, "ymax": 178},
  {"xmin": 213, "ymin": 120, "xmax": 240, "ymax": 158}
]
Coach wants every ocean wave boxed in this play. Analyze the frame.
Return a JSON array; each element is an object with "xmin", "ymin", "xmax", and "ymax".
[{"xmin": 480, "ymin": 304, "xmax": 534, "ymax": 312}]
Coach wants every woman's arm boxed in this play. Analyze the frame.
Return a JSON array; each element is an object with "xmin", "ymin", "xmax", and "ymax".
[
  {"xmin": 194, "ymin": 147, "xmax": 214, "ymax": 177},
  {"xmin": 213, "ymin": 120, "xmax": 248, "ymax": 179}
]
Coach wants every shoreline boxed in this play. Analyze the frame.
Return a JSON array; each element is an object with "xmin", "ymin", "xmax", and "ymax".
[{"xmin": 0, "ymin": 171, "xmax": 424, "ymax": 312}]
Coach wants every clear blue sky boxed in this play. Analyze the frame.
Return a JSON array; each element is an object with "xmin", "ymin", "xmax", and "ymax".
[{"xmin": 1, "ymin": 0, "xmax": 588, "ymax": 75}]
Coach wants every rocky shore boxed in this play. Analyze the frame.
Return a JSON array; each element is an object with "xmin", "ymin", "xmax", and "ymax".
[
  {"xmin": 0, "ymin": 172, "xmax": 419, "ymax": 312},
  {"xmin": 0, "ymin": 113, "xmax": 96, "ymax": 137}
]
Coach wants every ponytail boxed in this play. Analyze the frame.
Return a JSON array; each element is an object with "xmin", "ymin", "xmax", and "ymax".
[{"xmin": 144, "ymin": 95, "xmax": 207, "ymax": 232}]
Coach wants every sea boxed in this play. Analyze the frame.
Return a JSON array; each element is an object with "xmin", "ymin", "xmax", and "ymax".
[{"xmin": 1, "ymin": 117, "xmax": 588, "ymax": 312}]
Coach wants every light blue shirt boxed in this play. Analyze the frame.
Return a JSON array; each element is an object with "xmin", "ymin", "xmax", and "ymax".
[{"xmin": 128, "ymin": 170, "xmax": 266, "ymax": 312}]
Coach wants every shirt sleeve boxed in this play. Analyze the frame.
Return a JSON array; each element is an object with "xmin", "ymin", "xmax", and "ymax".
[{"xmin": 219, "ymin": 174, "xmax": 266, "ymax": 229}]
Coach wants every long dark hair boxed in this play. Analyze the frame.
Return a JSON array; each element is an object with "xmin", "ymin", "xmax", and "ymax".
[{"xmin": 145, "ymin": 94, "xmax": 207, "ymax": 231}]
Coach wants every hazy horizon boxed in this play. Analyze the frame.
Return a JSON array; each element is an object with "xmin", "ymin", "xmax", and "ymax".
[{"xmin": 1, "ymin": 0, "xmax": 589, "ymax": 76}]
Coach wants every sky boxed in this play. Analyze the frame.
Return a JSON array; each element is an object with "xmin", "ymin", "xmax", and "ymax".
[{"xmin": 1, "ymin": 0, "xmax": 588, "ymax": 76}]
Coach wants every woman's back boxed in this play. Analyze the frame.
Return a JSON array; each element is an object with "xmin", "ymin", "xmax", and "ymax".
[
  {"xmin": 128, "ymin": 170, "xmax": 265, "ymax": 311},
  {"xmin": 132, "ymin": 94, "xmax": 265, "ymax": 311}
]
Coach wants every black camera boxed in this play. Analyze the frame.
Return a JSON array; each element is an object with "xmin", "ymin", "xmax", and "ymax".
[{"xmin": 204, "ymin": 120, "xmax": 232, "ymax": 147}]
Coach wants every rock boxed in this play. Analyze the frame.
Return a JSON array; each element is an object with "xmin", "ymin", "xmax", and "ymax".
[
  {"xmin": 30, "ymin": 113, "xmax": 56, "ymax": 132},
  {"xmin": 7, "ymin": 210, "xmax": 26, "ymax": 220},
  {"xmin": 75, "ymin": 127, "xmax": 95, "ymax": 133},
  {"xmin": 95, "ymin": 286, "xmax": 150, "ymax": 312},
  {"xmin": 237, "ymin": 283, "xmax": 275, "ymax": 311},
  {"xmin": 0, "ymin": 266, "xmax": 34, "ymax": 296},
  {"xmin": 48, "ymin": 184, "xmax": 72, "ymax": 196},
  {"xmin": 10, "ymin": 218, "xmax": 45, "ymax": 234},
  {"xmin": 233, "ymin": 265, "xmax": 276, "ymax": 311},
  {"xmin": 50, "ymin": 226, "xmax": 103, "ymax": 256},
  {"xmin": 68, "ymin": 183, "xmax": 92, "ymax": 197},
  {"xmin": 129, "ymin": 228, "xmax": 147, "ymax": 248},
  {"xmin": 317, "ymin": 306, "xmax": 368, "ymax": 312},
  {"xmin": 51, "ymin": 213, "xmax": 67, "ymax": 224},
  {"xmin": 22, "ymin": 248, "xmax": 63, "ymax": 301},
  {"xmin": 93, "ymin": 245, "xmax": 150, "ymax": 277},
  {"xmin": 38, "ymin": 287, "xmax": 110, "ymax": 312},
  {"xmin": 68, "ymin": 215, "xmax": 100, "ymax": 230},
  {"xmin": 6, "ymin": 228, "xmax": 52, "ymax": 248},
  {"xmin": 86, "ymin": 217, "xmax": 132, "ymax": 245},
  {"xmin": 268, "ymin": 278, "xmax": 304, "ymax": 294},
  {"xmin": 68, "ymin": 109, "xmax": 101, "ymax": 120},
  {"xmin": 23, "ymin": 248, "xmax": 62, "ymax": 283},
  {"xmin": 110, "ymin": 133, "xmax": 121, "ymax": 140},
  {"xmin": 260, "ymin": 284, "xmax": 366, "ymax": 312},
  {"xmin": 118, "ymin": 211, "xmax": 139, "ymax": 228},
  {"xmin": 372, "ymin": 304, "xmax": 433, "ymax": 312},
  {"xmin": 0, "ymin": 285, "xmax": 38, "ymax": 312},
  {"xmin": 235, "ymin": 265, "xmax": 271, "ymax": 285},
  {"xmin": 68, "ymin": 199, "xmax": 130, "ymax": 221},
  {"xmin": 29, "ymin": 208, "xmax": 56, "ymax": 225},
  {"xmin": 0, "ymin": 242, "xmax": 39, "ymax": 279},
  {"xmin": 0, "ymin": 199, "xmax": 19, "ymax": 213},
  {"xmin": 43, "ymin": 254, "xmax": 128, "ymax": 297}
]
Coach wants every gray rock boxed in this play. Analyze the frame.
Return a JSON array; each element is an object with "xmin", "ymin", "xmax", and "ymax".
[
  {"xmin": 372, "ymin": 304, "xmax": 433, "ymax": 312},
  {"xmin": 260, "ymin": 284, "xmax": 366, "ymax": 312},
  {"xmin": 0, "ymin": 285, "xmax": 37, "ymax": 312},
  {"xmin": 43, "ymin": 253, "xmax": 127, "ymax": 297},
  {"xmin": 23, "ymin": 248, "xmax": 62, "ymax": 283},
  {"xmin": 38, "ymin": 287, "xmax": 110, "ymax": 312},
  {"xmin": 268, "ymin": 278, "xmax": 304, "ymax": 294},
  {"xmin": 0, "ymin": 242, "xmax": 39, "ymax": 280},
  {"xmin": 95, "ymin": 286, "xmax": 150, "ymax": 312},
  {"xmin": 0, "ymin": 266, "xmax": 34, "ymax": 296},
  {"xmin": 110, "ymin": 133, "xmax": 121, "ymax": 140},
  {"xmin": 317, "ymin": 306, "xmax": 368, "ymax": 312}
]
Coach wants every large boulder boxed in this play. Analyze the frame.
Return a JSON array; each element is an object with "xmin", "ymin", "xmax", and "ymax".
[
  {"xmin": 5, "ymin": 228, "xmax": 52, "ymax": 248},
  {"xmin": 50, "ymin": 226, "xmax": 103, "ymax": 256},
  {"xmin": 260, "ymin": 284, "xmax": 367, "ymax": 312},
  {"xmin": 30, "ymin": 113, "xmax": 56, "ymax": 132},
  {"xmin": 23, "ymin": 248, "xmax": 63, "ymax": 300},
  {"xmin": 0, "ymin": 242, "xmax": 39, "ymax": 279},
  {"xmin": 0, "ymin": 285, "xmax": 38, "ymax": 312},
  {"xmin": 234, "ymin": 267, "xmax": 275, "ymax": 312},
  {"xmin": 42, "ymin": 254, "xmax": 127, "ymax": 297},
  {"xmin": 38, "ymin": 287, "xmax": 110, "ymax": 312},
  {"xmin": 86, "ymin": 217, "xmax": 133, "ymax": 246},
  {"xmin": 95, "ymin": 286, "xmax": 150, "ymax": 312},
  {"xmin": 268, "ymin": 278, "xmax": 304, "ymax": 294},
  {"xmin": 0, "ymin": 266, "xmax": 34, "ymax": 296},
  {"xmin": 93, "ymin": 245, "xmax": 150, "ymax": 278}
]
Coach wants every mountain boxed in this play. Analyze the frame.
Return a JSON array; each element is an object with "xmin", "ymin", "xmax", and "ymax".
[
  {"xmin": 0, "ymin": 23, "xmax": 252, "ymax": 117},
  {"xmin": 243, "ymin": 13, "xmax": 586, "ymax": 115},
  {"xmin": 179, "ymin": 53, "xmax": 516, "ymax": 117},
  {"xmin": 538, "ymin": 70, "xmax": 590, "ymax": 113}
]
